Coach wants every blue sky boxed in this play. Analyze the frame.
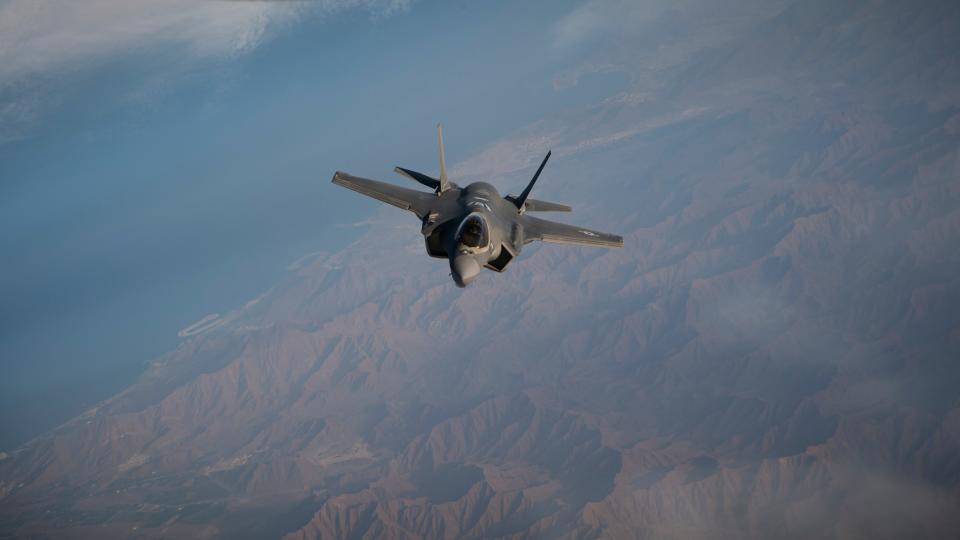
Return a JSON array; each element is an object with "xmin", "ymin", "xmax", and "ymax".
[{"xmin": 0, "ymin": 0, "xmax": 630, "ymax": 448}]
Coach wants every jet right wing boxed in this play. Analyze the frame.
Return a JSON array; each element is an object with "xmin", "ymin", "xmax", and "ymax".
[
  {"xmin": 332, "ymin": 171, "xmax": 435, "ymax": 219},
  {"xmin": 522, "ymin": 215, "xmax": 623, "ymax": 248}
]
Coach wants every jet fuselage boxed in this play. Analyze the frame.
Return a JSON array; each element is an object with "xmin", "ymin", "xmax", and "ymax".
[
  {"xmin": 332, "ymin": 125, "xmax": 623, "ymax": 287},
  {"xmin": 444, "ymin": 182, "xmax": 513, "ymax": 287}
]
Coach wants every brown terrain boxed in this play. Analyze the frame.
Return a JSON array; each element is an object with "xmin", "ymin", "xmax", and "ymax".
[{"xmin": 2, "ymin": 0, "xmax": 960, "ymax": 538}]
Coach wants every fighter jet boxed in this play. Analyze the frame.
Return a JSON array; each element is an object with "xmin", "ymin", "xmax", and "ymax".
[{"xmin": 332, "ymin": 125, "xmax": 623, "ymax": 287}]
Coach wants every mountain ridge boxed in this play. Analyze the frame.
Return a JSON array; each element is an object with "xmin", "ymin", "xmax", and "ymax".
[{"xmin": 3, "ymin": 0, "xmax": 960, "ymax": 537}]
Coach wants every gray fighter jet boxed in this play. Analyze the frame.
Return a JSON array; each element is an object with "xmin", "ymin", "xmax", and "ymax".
[{"xmin": 332, "ymin": 125, "xmax": 623, "ymax": 287}]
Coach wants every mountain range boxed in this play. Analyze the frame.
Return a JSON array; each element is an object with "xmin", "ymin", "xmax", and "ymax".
[{"xmin": 2, "ymin": 0, "xmax": 959, "ymax": 537}]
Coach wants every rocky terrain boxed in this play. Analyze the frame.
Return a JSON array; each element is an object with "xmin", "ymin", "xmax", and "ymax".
[{"xmin": 2, "ymin": 0, "xmax": 959, "ymax": 538}]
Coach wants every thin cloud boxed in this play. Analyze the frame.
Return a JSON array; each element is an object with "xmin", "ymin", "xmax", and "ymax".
[
  {"xmin": 551, "ymin": 0, "xmax": 678, "ymax": 49},
  {"xmin": 0, "ymin": 1, "xmax": 291, "ymax": 82},
  {"xmin": 0, "ymin": 0, "xmax": 412, "ymax": 82},
  {"xmin": 0, "ymin": 0, "xmax": 412, "ymax": 142}
]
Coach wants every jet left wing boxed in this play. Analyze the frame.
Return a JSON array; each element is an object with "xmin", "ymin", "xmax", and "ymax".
[
  {"xmin": 522, "ymin": 215, "xmax": 623, "ymax": 248},
  {"xmin": 332, "ymin": 171, "xmax": 435, "ymax": 219}
]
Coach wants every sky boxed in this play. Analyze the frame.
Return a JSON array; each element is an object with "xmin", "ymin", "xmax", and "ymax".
[{"xmin": 0, "ymin": 0, "xmax": 632, "ymax": 450}]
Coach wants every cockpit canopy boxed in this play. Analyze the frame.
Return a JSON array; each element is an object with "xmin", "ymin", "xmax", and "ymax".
[{"xmin": 457, "ymin": 214, "xmax": 489, "ymax": 249}]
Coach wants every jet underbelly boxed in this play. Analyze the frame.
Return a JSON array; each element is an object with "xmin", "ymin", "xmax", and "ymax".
[
  {"xmin": 424, "ymin": 221, "xmax": 454, "ymax": 258},
  {"xmin": 484, "ymin": 242, "xmax": 515, "ymax": 272},
  {"xmin": 425, "ymin": 233, "xmax": 447, "ymax": 258}
]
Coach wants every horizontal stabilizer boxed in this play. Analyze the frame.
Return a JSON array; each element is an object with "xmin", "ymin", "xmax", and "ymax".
[
  {"xmin": 505, "ymin": 196, "xmax": 571, "ymax": 212},
  {"xmin": 395, "ymin": 167, "xmax": 441, "ymax": 190}
]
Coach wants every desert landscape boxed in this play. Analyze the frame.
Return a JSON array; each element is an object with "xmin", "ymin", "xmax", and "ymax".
[{"xmin": 2, "ymin": 0, "xmax": 959, "ymax": 538}]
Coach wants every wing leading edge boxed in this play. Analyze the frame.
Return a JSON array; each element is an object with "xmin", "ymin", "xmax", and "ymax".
[
  {"xmin": 523, "ymin": 215, "xmax": 623, "ymax": 248},
  {"xmin": 332, "ymin": 171, "xmax": 435, "ymax": 219}
]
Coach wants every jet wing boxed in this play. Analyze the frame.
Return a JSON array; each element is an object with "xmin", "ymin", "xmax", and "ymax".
[
  {"xmin": 332, "ymin": 171, "xmax": 435, "ymax": 219},
  {"xmin": 523, "ymin": 215, "xmax": 623, "ymax": 248}
]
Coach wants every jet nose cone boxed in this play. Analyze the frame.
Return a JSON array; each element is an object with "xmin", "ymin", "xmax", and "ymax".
[{"xmin": 451, "ymin": 255, "xmax": 481, "ymax": 287}]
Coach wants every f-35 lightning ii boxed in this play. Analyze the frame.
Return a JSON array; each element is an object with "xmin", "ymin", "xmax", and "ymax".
[{"xmin": 332, "ymin": 125, "xmax": 623, "ymax": 287}]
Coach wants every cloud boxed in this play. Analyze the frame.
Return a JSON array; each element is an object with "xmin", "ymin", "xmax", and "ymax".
[
  {"xmin": 449, "ymin": 107, "xmax": 707, "ymax": 182},
  {"xmin": 0, "ymin": 0, "xmax": 411, "ymax": 142},
  {"xmin": 0, "ymin": 0, "xmax": 411, "ymax": 83},
  {"xmin": 551, "ymin": 0, "xmax": 680, "ymax": 49},
  {"xmin": 551, "ymin": 0, "xmax": 782, "ymax": 48},
  {"xmin": 0, "ymin": 1, "xmax": 287, "ymax": 83}
]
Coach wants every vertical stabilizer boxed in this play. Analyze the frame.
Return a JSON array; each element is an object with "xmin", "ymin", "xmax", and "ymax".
[
  {"xmin": 437, "ymin": 123, "xmax": 450, "ymax": 192},
  {"xmin": 514, "ymin": 150, "xmax": 551, "ymax": 211}
]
